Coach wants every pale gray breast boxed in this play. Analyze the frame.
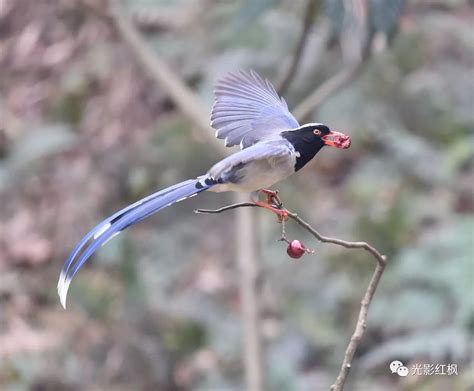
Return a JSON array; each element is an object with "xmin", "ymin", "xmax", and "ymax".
[{"xmin": 210, "ymin": 153, "xmax": 296, "ymax": 193}]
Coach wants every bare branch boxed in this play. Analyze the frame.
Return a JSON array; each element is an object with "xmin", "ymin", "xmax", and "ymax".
[
  {"xmin": 292, "ymin": 3, "xmax": 375, "ymax": 124},
  {"xmin": 288, "ymin": 210, "xmax": 385, "ymax": 265},
  {"xmin": 330, "ymin": 262, "xmax": 385, "ymax": 391},
  {"xmin": 197, "ymin": 202, "xmax": 385, "ymax": 264},
  {"xmin": 277, "ymin": 0, "xmax": 319, "ymax": 95},
  {"xmin": 235, "ymin": 196, "xmax": 265, "ymax": 391},
  {"xmin": 131, "ymin": 1, "xmax": 211, "ymax": 33},
  {"xmin": 196, "ymin": 200, "xmax": 387, "ymax": 390},
  {"xmin": 293, "ymin": 60, "xmax": 366, "ymax": 123},
  {"xmin": 195, "ymin": 203, "xmax": 259, "ymax": 214},
  {"xmin": 109, "ymin": 0, "xmax": 227, "ymax": 156},
  {"xmin": 196, "ymin": 199, "xmax": 268, "ymax": 391}
]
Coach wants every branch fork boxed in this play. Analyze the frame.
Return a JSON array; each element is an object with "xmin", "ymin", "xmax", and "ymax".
[{"xmin": 196, "ymin": 195, "xmax": 387, "ymax": 390}]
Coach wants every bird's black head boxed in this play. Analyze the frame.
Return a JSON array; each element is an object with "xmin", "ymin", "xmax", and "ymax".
[{"xmin": 281, "ymin": 123, "xmax": 351, "ymax": 171}]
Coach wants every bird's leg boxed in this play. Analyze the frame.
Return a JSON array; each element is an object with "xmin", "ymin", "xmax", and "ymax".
[{"xmin": 252, "ymin": 189, "xmax": 288, "ymax": 221}]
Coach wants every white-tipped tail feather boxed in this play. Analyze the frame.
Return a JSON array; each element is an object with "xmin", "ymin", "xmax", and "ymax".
[
  {"xmin": 58, "ymin": 270, "xmax": 71, "ymax": 309},
  {"xmin": 93, "ymin": 222, "xmax": 111, "ymax": 239},
  {"xmin": 57, "ymin": 176, "xmax": 214, "ymax": 309}
]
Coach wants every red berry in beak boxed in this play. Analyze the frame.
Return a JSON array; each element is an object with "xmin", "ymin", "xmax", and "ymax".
[{"xmin": 287, "ymin": 240, "xmax": 306, "ymax": 259}]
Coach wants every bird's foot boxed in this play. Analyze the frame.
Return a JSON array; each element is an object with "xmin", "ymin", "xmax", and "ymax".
[
  {"xmin": 258, "ymin": 189, "xmax": 283, "ymax": 208},
  {"xmin": 254, "ymin": 200, "xmax": 288, "ymax": 222}
]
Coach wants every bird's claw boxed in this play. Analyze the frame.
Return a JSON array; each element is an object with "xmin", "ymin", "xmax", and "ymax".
[
  {"xmin": 259, "ymin": 189, "xmax": 283, "ymax": 208},
  {"xmin": 254, "ymin": 189, "xmax": 288, "ymax": 222},
  {"xmin": 276, "ymin": 209, "xmax": 289, "ymax": 222}
]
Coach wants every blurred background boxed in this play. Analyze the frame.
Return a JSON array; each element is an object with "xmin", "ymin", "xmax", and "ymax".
[{"xmin": 1, "ymin": 0, "xmax": 473, "ymax": 390}]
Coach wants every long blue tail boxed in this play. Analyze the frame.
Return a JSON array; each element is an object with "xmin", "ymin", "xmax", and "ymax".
[{"xmin": 58, "ymin": 176, "xmax": 215, "ymax": 308}]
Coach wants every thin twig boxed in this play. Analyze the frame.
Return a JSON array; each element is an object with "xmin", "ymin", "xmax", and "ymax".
[
  {"xmin": 196, "ymin": 201, "xmax": 387, "ymax": 391},
  {"xmin": 196, "ymin": 203, "xmax": 259, "ymax": 213},
  {"xmin": 277, "ymin": 0, "xmax": 318, "ymax": 95}
]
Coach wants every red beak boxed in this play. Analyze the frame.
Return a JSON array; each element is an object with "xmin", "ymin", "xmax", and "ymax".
[{"xmin": 321, "ymin": 130, "xmax": 351, "ymax": 149}]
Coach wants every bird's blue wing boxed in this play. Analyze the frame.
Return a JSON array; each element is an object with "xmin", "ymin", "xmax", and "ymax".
[{"xmin": 211, "ymin": 70, "xmax": 299, "ymax": 149}]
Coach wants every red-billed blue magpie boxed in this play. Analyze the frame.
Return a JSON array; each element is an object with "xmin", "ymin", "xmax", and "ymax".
[{"xmin": 58, "ymin": 70, "xmax": 350, "ymax": 308}]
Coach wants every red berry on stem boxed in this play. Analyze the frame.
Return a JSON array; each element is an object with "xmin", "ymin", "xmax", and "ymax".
[{"xmin": 287, "ymin": 240, "xmax": 306, "ymax": 259}]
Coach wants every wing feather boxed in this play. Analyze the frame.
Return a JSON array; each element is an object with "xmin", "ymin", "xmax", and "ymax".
[
  {"xmin": 208, "ymin": 140, "xmax": 294, "ymax": 180},
  {"xmin": 211, "ymin": 70, "xmax": 299, "ymax": 148}
]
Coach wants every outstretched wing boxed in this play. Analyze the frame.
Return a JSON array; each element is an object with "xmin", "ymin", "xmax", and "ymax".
[{"xmin": 211, "ymin": 70, "xmax": 299, "ymax": 149}]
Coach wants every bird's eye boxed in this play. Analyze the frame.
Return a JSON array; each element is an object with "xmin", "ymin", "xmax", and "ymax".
[{"xmin": 313, "ymin": 129, "xmax": 321, "ymax": 136}]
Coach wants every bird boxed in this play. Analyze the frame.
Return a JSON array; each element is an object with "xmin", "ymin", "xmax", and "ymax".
[{"xmin": 57, "ymin": 70, "xmax": 351, "ymax": 308}]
